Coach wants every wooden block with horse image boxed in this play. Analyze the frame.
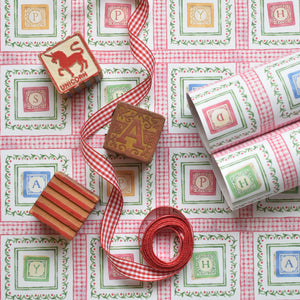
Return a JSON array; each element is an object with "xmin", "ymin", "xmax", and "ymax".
[{"xmin": 39, "ymin": 32, "xmax": 103, "ymax": 99}]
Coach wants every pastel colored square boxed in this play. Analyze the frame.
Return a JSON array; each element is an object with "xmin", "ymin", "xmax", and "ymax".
[
  {"xmin": 86, "ymin": 0, "xmax": 153, "ymax": 50},
  {"xmin": 23, "ymin": 256, "xmax": 50, "ymax": 282},
  {"xmin": 22, "ymin": 86, "xmax": 50, "ymax": 112},
  {"xmin": 267, "ymin": 1, "xmax": 295, "ymax": 28},
  {"xmin": 107, "ymin": 253, "xmax": 134, "ymax": 280},
  {"xmin": 226, "ymin": 163, "xmax": 262, "ymax": 199},
  {"xmin": 202, "ymin": 100, "xmax": 238, "ymax": 134},
  {"xmin": 191, "ymin": 251, "xmax": 219, "ymax": 279},
  {"xmin": 188, "ymin": 83, "xmax": 207, "ymax": 92},
  {"xmin": 288, "ymin": 70, "xmax": 300, "ymax": 99},
  {"xmin": 104, "ymin": 83, "xmax": 132, "ymax": 103},
  {"xmin": 2, "ymin": 236, "xmax": 73, "ymax": 298},
  {"xmin": 168, "ymin": 64, "xmax": 235, "ymax": 134},
  {"xmin": 169, "ymin": 0, "xmax": 234, "ymax": 49},
  {"xmin": 190, "ymin": 169, "xmax": 216, "ymax": 196},
  {"xmin": 172, "ymin": 232, "xmax": 239, "ymax": 296},
  {"xmin": 23, "ymin": 171, "xmax": 51, "ymax": 198},
  {"xmin": 187, "ymin": 3, "xmax": 214, "ymax": 28},
  {"xmin": 255, "ymin": 233, "xmax": 300, "ymax": 296},
  {"xmin": 107, "ymin": 170, "xmax": 135, "ymax": 197},
  {"xmin": 170, "ymin": 150, "xmax": 230, "ymax": 217},
  {"xmin": 105, "ymin": 3, "xmax": 131, "ymax": 28},
  {"xmin": 276, "ymin": 251, "xmax": 300, "ymax": 277},
  {"xmin": 21, "ymin": 4, "xmax": 49, "ymax": 30}
]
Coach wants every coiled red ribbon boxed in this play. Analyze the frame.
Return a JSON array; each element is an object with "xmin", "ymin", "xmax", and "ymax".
[
  {"xmin": 139, "ymin": 207, "xmax": 193, "ymax": 273},
  {"xmin": 80, "ymin": 0, "xmax": 194, "ymax": 281}
]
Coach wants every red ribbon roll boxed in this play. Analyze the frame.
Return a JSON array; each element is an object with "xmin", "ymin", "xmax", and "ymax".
[{"xmin": 139, "ymin": 207, "xmax": 194, "ymax": 273}]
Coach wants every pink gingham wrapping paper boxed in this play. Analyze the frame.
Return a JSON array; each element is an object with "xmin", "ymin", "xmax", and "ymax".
[{"xmin": 1, "ymin": 0, "xmax": 300, "ymax": 300}]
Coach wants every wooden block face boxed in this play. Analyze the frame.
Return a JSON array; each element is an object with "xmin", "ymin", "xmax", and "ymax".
[
  {"xmin": 104, "ymin": 102, "xmax": 165, "ymax": 164},
  {"xmin": 30, "ymin": 205, "xmax": 76, "ymax": 240},
  {"xmin": 39, "ymin": 32, "xmax": 102, "ymax": 98},
  {"xmin": 30, "ymin": 172, "xmax": 99, "ymax": 240}
]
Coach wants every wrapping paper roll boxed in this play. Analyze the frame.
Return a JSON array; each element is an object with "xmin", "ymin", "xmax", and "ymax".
[
  {"xmin": 187, "ymin": 51, "xmax": 300, "ymax": 209},
  {"xmin": 212, "ymin": 121, "xmax": 300, "ymax": 210},
  {"xmin": 187, "ymin": 51, "xmax": 300, "ymax": 154}
]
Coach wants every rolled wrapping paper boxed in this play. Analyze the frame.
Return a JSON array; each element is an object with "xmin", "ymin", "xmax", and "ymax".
[
  {"xmin": 187, "ymin": 51, "xmax": 300, "ymax": 209},
  {"xmin": 187, "ymin": 51, "xmax": 300, "ymax": 154},
  {"xmin": 211, "ymin": 121, "xmax": 300, "ymax": 210}
]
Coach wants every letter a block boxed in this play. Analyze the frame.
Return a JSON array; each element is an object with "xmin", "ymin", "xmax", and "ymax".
[
  {"xmin": 104, "ymin": 102, "xmax": 165, "ymax": 164},
  {"xmin": 39, "ymin": 32, "xmax": 103, "ymax": 99},
  {"xmin": 30, "ymin": 172, "xmax": 99, "ymax": 240}
]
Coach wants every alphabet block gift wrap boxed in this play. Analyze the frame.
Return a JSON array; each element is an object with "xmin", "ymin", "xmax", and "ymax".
[
  {"xmin": 30, "ymin": 172, "xmax": 99, "ymax": 240},
  {"xmin": 39, "ymin": 32, "xmax": 103, "ymax": 99},
  {"xmin": 187, "ymin": 51, "xmax": 300, "ymax": 210}
]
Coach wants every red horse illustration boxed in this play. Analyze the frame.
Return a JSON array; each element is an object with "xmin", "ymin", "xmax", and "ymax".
[{"xmin": 45, "ymin": 41, "xmax": 88, "ymax": 77}]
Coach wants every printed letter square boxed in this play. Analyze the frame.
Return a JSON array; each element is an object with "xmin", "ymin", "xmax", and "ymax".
[
  {"xmin": 187, "ymin": 3, "xmax": 214, "ymax": 28},
  {"xmin": 267, "ymin": 1, "xmax": 295, "ymax": 28},
  {"xmin": 202, "ymin": 100, "xmax": 238, "ymax": 134},
  {"xmin": 225, "ymin": 163, "xmax": 261, "ymax": 199},
  {"xmin": 276, "ymin": 250, "xmax": 300, "ymax": 277},
  {"xmin": 107, "ymin": 170, "xmax": 135, "ymax": 197},
  {"xmin": 191, "ymin": 251, "xmax": 219, "ymax": 279},
  {"xmin": 22, "ymin": 87, "xmax": 50, "ymax": 112},
  {"xmin": 21, "ymin": 4, "xmax": 49, "ymax": 30},
  {"xmin": 23, "ymin": 256, "xmax": 50, "ymax": 282},
  {"xmin": 288, "ymin": 70, "xmax": 300, "ymax": 99},
  {"xmin": 23, "ymin": 171, "xmax": 51, "ymax": 198},
  {"xmin": 190, "ymin": 169, "xmax": 216, "ymax": 196},
  {"xmin": 104, "ymin": 83, "xmax": 132, "ymax": 103},
  {"xmin": 104, "ymin": 102, "xmax": 165, "ymax": 164},
  {"xmin": 105, "ymin": 3, "xmax": 131, "ymax": 28}
]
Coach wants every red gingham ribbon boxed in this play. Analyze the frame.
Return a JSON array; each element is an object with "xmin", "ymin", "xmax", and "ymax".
[{"xmin": 80, "ymin": 0, "xmax": 193, "ymax": 281}]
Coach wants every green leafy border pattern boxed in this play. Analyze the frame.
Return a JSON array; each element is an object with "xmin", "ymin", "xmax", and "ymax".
[
  {"xmin": 173, "ymin": 233, "xmax": 238, "ymax": 297},
  {"xmin": 193, "ymin": 80, "xmax": 257, "ymax": 150},
  {"xmin": 250, "ymin": 0, "xmax": 300, "ymax": 46},
  {"xmin": 3, "ymin": 0, "xmax": 68, "ymax": 48},
  {"xmin": 89, "ymin": 236, "xmax": 153, "ymax": 299},
  {"xmin": 170, "ymin": 66, "xmax": 235, "ymax": 129},
  {"xmin": 264, "ymin": 53, "xmax": 300, "ymax": 118},
  {"xmin": 256, "ymin": 233, "xmax": 300, "ymax": 297},
  {"xmin": 217, "ymin": 144, "xmax": 280, "ymax": 195},
  {"xmin": 170, "ymin": 151, "xmax": 231, "ymax": 215},
  {"xmin": 86, "ymin": 0, "xmax": 150, "ymax": 47},
  {"xmin": 4, "ymin": 69, "xmax": 69, "ymax": 131},
  {"xmin": 87, "ymin": 67, "xmax": 151, "ymax": 124},
  {"xmin": 3, "ymin": 236, "xmax": 71, "ymax": 300},
  {"xmin": 256, "ymin": 200, "xmax": 300, "ymax": 213},
  {"xmin": 169, "ymin": 0, "xmax": 233, "ymax": 46},
  {"xmin": 88, "ymin": 154, "xmax": 154, "ymax": 217}
]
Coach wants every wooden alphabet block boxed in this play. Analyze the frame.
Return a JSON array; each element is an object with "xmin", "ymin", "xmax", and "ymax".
[
  {"xmin": 104, "ymin": 102, "xmax": 165, "ymax": 164},
  {"xmin": 39, "ymin": 32, "xmax": 103, "ymax": 99},
  {"xmin": 30, "ymin": 172, "xmax": 99, "ymax": 240}
]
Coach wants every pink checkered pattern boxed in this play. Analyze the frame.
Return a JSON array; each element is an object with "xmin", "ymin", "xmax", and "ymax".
[
  {"xmin": 240, "ymin": 69, "xmax": 275, "ymax": 134},
  {"xmin": 1, "ymin": 0, "xmax": 300, "ymax": 299},
  {"xmin": 268, "ymin": 134, "xmax": 299, "ymax": 191}
]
